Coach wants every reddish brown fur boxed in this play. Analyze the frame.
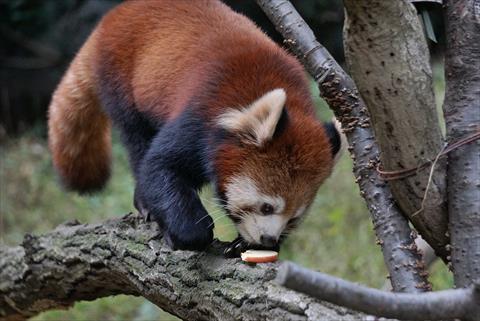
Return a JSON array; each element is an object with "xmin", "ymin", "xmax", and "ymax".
[
  {"xmin": 48, "ymin": 32, "xmax": 111, "ymax": 192},
  {"xmin": 215, "ymin": 111, "xmax": 333, "ymax": 219},
  {"xmin": 48, "ymin": 0, "xmax": 334, "ymax": 201}
]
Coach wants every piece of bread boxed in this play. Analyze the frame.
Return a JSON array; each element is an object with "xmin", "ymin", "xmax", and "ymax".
[{"xmin": 240, "ymin": 250, "xmax": 278, "ymax": 263}]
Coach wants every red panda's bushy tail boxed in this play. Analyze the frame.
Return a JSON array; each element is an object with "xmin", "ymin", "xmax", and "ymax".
[{"xmin": 48, "ymin": 37, "xmax": 111, "ymax": 194}]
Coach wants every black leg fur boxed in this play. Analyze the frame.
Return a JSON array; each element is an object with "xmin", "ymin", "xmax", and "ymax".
[
  {"xmin": 116, "ymin": 115, "xmax": 158, "ymax": 218},
  {"xmin": 97, "ymin": 74, "xmax": 159, "ymax": 217},
  {"xmin": 136, "ymin": 110, "xmax": 214, "ymax": 251},
  {"xmin": 109, "ymin": 109, "xmax": 158, "ymax": 218},
  {"xmin": 98, "ymin": 65, "xmax": 215, "ymax": 250}
]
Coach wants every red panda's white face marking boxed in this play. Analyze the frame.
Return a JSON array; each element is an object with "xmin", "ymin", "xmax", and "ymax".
[
  {"xmin": 240, "ymin": 214, "xmax": 287, "ymax": 244},
  {"xmin": 225, "ymin": 175, "xmax": 307, "ymax": 245},
  {"xmin": 216, "ymin": 88, "xmax": 286, "ymax": 147},
  {"xmin": 224, "ymin": 176, "xmax": 285, "ymax": 214}
]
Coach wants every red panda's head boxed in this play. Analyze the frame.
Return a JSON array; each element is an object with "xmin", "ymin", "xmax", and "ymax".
[{"xmin": 214, "ymin": 89, "xmax": 342, "ymax": 248}]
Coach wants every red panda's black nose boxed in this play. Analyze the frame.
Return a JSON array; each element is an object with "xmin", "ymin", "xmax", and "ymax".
[{"xmin": 260, "ymin": 235, "xmax": 277, "ymax": 248}]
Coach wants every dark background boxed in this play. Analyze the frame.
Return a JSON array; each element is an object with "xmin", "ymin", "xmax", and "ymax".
[{"xmin": 0, "ymin": 0, "xmax": 444, "ymax": 136}]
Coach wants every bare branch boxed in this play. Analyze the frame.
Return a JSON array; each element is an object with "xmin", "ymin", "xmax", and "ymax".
[
  {"xmin": 255, "ymin": 0, "xmax": 429, "ymax": 292},
  {"xmin": 277, "ymin": 261, "xmax": 480, "ymax": 321},
  {"xmin": 0, "ymin": 214, "xmax": 370, "ymax": 321},
  {"xmin": 443, "ymin": 0, "xmax": 480, "ymax": 288}
]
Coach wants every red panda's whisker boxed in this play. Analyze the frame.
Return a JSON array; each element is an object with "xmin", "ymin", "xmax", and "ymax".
[
  {"xmin": 210, "ymin": 197, "xmax": 229, "ymax": 208},
  {"xmin": 213, "ymin": 222, "xmax": 237, "ymax": 229},
  {"xmin": 208, "ymin": 209, "xmax": 225, "ymax": 217},
  {"xmin": 207, "ymin": 213, "xmax": 229, "ymax": 228},
  {"xmin": 195, "ymin": 214, "xmax": 212, "ymax": 225},
  {"xmin": 210, "ymin": 197, "xmax": 225, "ymax": 203},
  {"xmin": 196, "ymin": 207, "xmax": 229, "ymax": 226},
  {"xmin": 280, "ymin": 232, "xmax": 291, "ymax": 239},
  {"xmin": 201, "ymin": 197, "xmax": 222, "ymax": 207},
  {"xmin": 229, "ymin": 214, "xmax": 244, "ymax": 220},
  {"xmin": 229, "ymin": 210, "xmax": 248, "ymax": 221},
  {"xmin": 221, "ymin": 203, "xmax": 250, "ymax": 219},
  {"xmin": 235, "ymin": 209, "xmax": 250, "ymax": 220}
]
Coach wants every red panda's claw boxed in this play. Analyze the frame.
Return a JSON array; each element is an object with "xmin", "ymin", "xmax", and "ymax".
[
  {"xmin": 224, "ymin": 236, "xmax": 249, "ymax": 258},
  {"xmin": 141, "ymin": 210, "xmax": 151, "ymax": 222},
  {"xmin": 164, "ymin": 233, "xmax": 175, "ymax": 250},
  {"xmin": 133, "ymin": 191, "xmax": 150, "ymax": 222}
]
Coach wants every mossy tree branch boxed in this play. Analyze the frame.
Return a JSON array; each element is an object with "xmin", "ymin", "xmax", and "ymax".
[{"xmin": 0, "ymin": 214, "xmax": 371, "ymax": 321}]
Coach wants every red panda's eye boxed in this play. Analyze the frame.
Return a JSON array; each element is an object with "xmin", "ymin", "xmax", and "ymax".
[{"xmin": 260, "ymin": 203, "xmax": 274, "ymax": 215}]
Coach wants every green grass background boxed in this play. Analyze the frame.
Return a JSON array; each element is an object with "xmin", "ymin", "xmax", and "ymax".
[{"xmin": 0, "ymin": 70, "xmax": 451, "ymax": 320}]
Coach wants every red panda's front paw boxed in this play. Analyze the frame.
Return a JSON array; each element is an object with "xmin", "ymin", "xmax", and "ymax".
[
  {"xmin": 223, "ymin": 236, "xmax": 281, "ymax": 258},
  {"xmin": 223, "ymin": 236, "xmax": 249, "ymax": 258},
  {"xmin": 133, "ymin": 189, "xmax": 150, "ymax": 222},
  {"xmin": 165, "ymin": 222, "xmax": 214, "ymax": 251},
  {"xmin": 166, "ymin": 229, "xmax": 214, "ymax": 251}
]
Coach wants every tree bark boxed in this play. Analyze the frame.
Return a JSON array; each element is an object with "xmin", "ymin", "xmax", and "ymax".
[
  {"xmin": 0, "ymin": 214, "xmax": 371, "ymax": 321},
  {"xmin": 443, "ymin": 0, "xmax": 480, "ymax": 288},
  {"xmin": 342, "ymin": 0, "xmax": 448, "ymax": 260},
  {"xmin": 256, "ymin": 0, "xmax": 430, "ymax": 292}
]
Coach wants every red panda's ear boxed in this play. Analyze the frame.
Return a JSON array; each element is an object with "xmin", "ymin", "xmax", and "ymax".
[{"xmin": 217, "ymin": 88, "xmax": 286, "ymax": 146}]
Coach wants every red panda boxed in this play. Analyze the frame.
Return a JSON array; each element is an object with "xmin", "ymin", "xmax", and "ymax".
[{"xmin": 48, "ymin": 0, "xmax": 341, "ymax": 254}]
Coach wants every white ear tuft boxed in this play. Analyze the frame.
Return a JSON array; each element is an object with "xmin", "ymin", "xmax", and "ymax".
[{"xmin": 217, "ymin": 89, "xmax": 286, "ymax": 146}]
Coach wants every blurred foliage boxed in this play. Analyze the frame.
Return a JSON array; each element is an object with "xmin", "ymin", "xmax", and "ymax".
[
  {"xmin": 0, "ymin": 0, "xmax": 345, "ymax": 135},
  {"xmin": 432, "ymin": 61, "xmax": 446, "ymax": 134},
  {"xmin": 0, "ymin": 0, "xmax": 119, "ymax": 134},
  {"xmin": 29, "ymin": 296, "xmax": 174, "ymax": 321},
  {"xmin": 0, "ymin": 0, "xmax": 445, "ymax": 135}
]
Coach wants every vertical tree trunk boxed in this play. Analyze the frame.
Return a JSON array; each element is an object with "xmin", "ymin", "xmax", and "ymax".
[
  {"xmin": 343, "ymin": 0, "xmax": 448, "ymax": 259},
  {"xmin": 443, "ymin": 0, "xmax": 480, "ymax": 288}
]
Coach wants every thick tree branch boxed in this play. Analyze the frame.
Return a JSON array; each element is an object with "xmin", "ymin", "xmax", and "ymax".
[
  {"xmin": 443, "ymin": 0, "xmax": 480, "ymax": 288},
  {"xmin": 256, "ymin": 0, "xmax": 429, "ymax": 292},
  {"xmin": 277, "ymin": 261, "xmax": 480, "ymax": 321},
  {"xmin": 343, "ymin": 0, "xmax": 448, "ymax": 260},
  {"xmin": 0, "ymin": 214, "xmax": 370, "ymax": 321}
]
